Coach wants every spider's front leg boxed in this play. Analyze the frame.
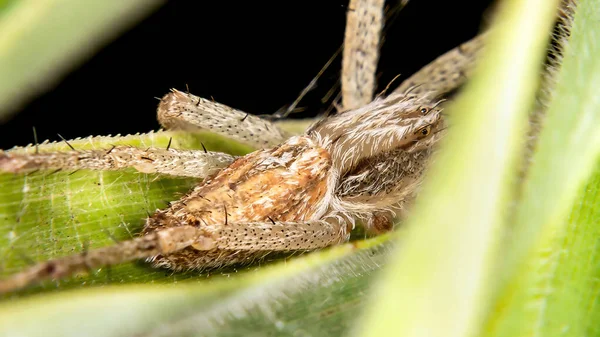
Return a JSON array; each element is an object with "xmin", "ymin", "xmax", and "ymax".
[
  {"xmin": 0, "ymin": 146, "xmax": 233, "ymax": 178},
  {"xmin": 157, "ymin": 89, "xmax": 290, "ymax": 149}
]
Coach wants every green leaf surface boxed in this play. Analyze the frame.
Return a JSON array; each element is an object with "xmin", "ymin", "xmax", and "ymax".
[
  {"xmin": 484, "ymin": 164, "xmax": 600, "ymax": 337},
  {"xmin": 0, "ymin": 0, "xmax": 17, "ymax": 12},
  {"xmin": 485, "ymin": 0, "xmax": 600, "ymax": 335}
]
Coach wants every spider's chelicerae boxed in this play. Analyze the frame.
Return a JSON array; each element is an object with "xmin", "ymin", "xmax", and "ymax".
[{"xmin": 0, "ymin": 0, "xmax": 484, "ymax": 293}]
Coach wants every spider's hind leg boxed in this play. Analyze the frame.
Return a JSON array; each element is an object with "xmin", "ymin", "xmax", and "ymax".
[{"xmin": 157, "ymin": 89, "xmax": 290, "ymax": 149}]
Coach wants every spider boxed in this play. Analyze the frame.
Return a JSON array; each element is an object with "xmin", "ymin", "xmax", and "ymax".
[{"xmin": 0, "ymin": 0, "xmax": 483, "ymax": 294}]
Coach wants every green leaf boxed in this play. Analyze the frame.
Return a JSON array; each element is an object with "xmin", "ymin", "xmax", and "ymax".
[
  {"xmin": 484, "ymin": 0, "xmax": 600, "ymax": 334},
  {"xmin": 0, "ymin": 128, "xmax": 396, "ymax": 337},
  {"xmin": 485, "ymin": 164, "xmax": 600, "ymax": 337},
  {"xmin": 354, "ymin": 0, "xmax": 563, "ymax": 336}
]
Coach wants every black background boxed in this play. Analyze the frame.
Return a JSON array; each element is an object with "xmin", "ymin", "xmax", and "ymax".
[{"xmin": 0, "ymin": 0, "xmax": 496, "ymax": 149}]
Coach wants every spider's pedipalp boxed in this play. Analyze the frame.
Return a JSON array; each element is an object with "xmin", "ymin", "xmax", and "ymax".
[{"xmin": 334, "ymin": 144, "xmax": 438, "ymax": 234}]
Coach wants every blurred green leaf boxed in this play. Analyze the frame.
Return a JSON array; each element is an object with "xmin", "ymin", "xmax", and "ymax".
[
  {"xmin": 0, "ymin": 0, "xmax": 17, "ymax": 12},
  {"xmin": 354, "ymin": 0, "xmax": 560, "ymax": 336},
  {"xmin": 0, "ymin": 0, "xmax": 164, "ymax": 120},
  {"xmin": 484, "ymin": 0, "xmax": 600, "ymax": 334}
]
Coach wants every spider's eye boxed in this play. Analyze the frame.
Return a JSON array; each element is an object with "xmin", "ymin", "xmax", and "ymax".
[
  {"xmin": 416, "ymin": 125, "xmax": 431, "ymax": 137},
  {"xmin": 420, "ymin": 107, "xmax": 429, "ymax": 115}
]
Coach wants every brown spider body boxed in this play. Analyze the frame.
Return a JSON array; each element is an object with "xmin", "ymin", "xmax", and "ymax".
[
  {"xmin": 0, "ymin": 89, "xmax": 445, "ymax": 293},
  {"xmin": 142, "ymin": 91, "xmax": 444, "ymax": 271}
]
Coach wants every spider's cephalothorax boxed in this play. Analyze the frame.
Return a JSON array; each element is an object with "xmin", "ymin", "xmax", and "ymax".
[{"xmin": 308, "ymin": 92, "xmax": 445, "ymax": 232}]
